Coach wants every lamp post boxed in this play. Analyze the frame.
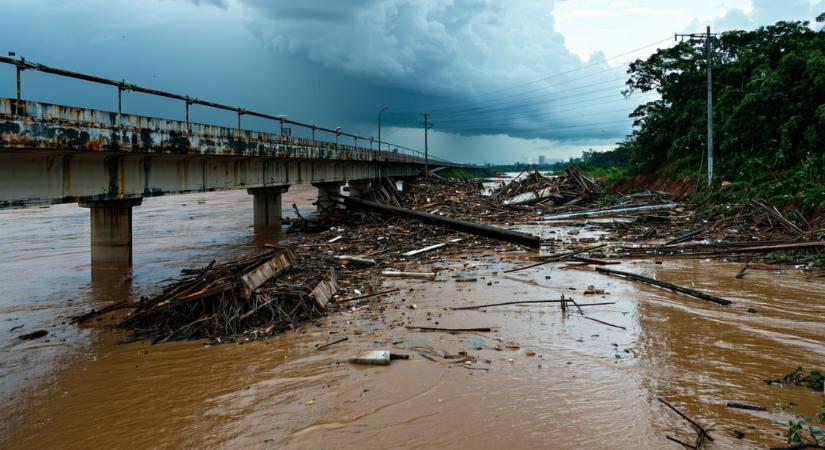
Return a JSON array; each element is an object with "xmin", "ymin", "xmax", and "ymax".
[
  {"xmin": 377, "ymin": 106, "xmax": 388, "ymax": 151},
  {"xmin": 335, "ymin": 127, "xmax": 341, "ymax": 147}
]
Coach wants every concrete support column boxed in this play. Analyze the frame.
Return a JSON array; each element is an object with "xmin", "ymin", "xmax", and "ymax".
[
  {"xmin": 347, "ymin": 180, "xmax": 372, "ymax": 199},
  {"xmin": 248, "ymin": 185, "xmax": 289, "ymax": 227},
  {"xmin": 79, "ymin": 198, "xmax": 143, "ymax": 266},
  {"xmin": 312, "ymin": 181, "xmax": 344, "ymax": 216}
]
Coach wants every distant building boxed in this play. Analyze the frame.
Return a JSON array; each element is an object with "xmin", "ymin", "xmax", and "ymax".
[{"xmin": 538, "ymin": 155, "xmax": 546, "ymax": 165}]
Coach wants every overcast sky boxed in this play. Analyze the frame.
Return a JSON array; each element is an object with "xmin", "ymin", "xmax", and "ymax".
[{"xmin": 0, "ymin": 0, "xmax": 822, "ymax": 163}]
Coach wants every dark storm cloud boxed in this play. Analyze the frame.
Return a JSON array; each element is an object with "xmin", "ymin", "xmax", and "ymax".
[{"xmin": 236, "ymin": 0, "xmax": 636, "ymax": 143}]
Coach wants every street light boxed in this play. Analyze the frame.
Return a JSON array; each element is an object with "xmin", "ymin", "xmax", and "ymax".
[
  {"xmin": 335, "ymin": 127, "xmax": 341, "ymax": 147},
  {"xmin": 377, "ymin": 106, "xmax": 389, "ymax": 151}
]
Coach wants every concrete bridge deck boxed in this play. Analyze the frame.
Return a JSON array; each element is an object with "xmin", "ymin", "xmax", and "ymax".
[
  {"xmin": 0, "ymin": 98, "xmax": 444, "ymax": 208},
  {"xmin": 0, "ymin": 97, "xmax": 459, "ymax": 265},
  {"xmin": 0, "ymin": 56, "xmax": 467, "ymax": 266}
]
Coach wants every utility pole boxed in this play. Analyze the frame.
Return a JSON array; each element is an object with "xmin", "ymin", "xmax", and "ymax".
[
  {"xmin": 676, "ymin": 26, "xmax": 716, "ymax": 186},
  {"xmin": 422, "ymin": 112, "xmax": 430, "ymax": 176},
  {"xmin": 377, "ymin": 106, "xmax": 388, "ymax": 153}
]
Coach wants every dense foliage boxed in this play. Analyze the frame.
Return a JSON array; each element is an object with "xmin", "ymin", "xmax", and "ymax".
[
  {"xmin": 615, "ymin": 17, "xmax": 825, "ymax": 210},
  {"xmin": 547, "ymin": 147, "xmax": 630, "ymax": 177}
]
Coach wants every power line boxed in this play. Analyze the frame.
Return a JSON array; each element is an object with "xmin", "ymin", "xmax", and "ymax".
[
  {"xmin": 432, "ymin": 118, "xmax": 634, "ymax": 134},
  {"xmin": 432, "ymin": 104, "xmax": 648, "ymax": 128},
  {"xmin": 420, "ymin": 63, "xmax": 632, "ymax": 115},
  {"xmin": 390, "ymin": 36, "xmax": 672, "ymax": 114},
  {"xmin": 430, "ymin": 88, "xmax": 653, "ymax": 125},
  {"xmin": 429, "ymin": 82, "xmax": 631, "ymax": 120}
]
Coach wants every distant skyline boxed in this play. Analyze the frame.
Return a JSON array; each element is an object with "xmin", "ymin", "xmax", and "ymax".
[{"xmin": 1, "ymin": 0, "xmax": 822, "ymax": 163}]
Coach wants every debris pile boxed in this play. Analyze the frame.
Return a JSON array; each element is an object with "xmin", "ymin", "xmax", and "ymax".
[
  {"xmin": 394, "ymin": 175, "xmax": 517, "ymax": 222},
  {"xmin": 118, "ymin": 248, "xmax": 341, "ymax": 343},
  {"xmin": 97, "ymin": 171, "xmax": 823, "ymax": 346},
  {"xmin": 494, "ymin": 166, "xmax": 602, "ymax": 207}
]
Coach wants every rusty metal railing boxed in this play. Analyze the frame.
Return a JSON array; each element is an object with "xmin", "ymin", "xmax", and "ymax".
[{"xmin": 0, "ymin": 55, "xmax": 442, "ymax": 161}]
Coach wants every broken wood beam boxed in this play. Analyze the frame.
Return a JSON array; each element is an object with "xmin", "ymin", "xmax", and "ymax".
[
  {"xmin": 407, "ymin": 326, "xmax": 492, "ymax": 332},
  {"xmin": 309, "ymin": 268, "xmax": 339, "ymax": 309},
  {"xmin": 583, "ymin": 316, "xmax": 626, "ymax": 330},
  {"xmin": 543, "ymin": 203, "xmax": 677, "ymax": 221},
  {"xmin": 658, "ymin": 398, "xmax": 714, "ymax": 442},
  {"xmin": 240, "ymin": 248, "xmax": 296, "ymax": 298},
  {"xmin": 505, "ymin": 243, "xmax": 607, "ymax": 273},
  {"xmin": 596, "ymin": 267, "xmax": 732, "ymax": 306},
  {"xmin": 342, "ymin": 196, "xmax": 541, "ymax": 248},
  {"xmin": 403, "ymin": 238, "xmax": 463, "ymax": 257},
  {"xmin": 316, "ymin": 337, "xmax": 348, "ymax": 350},
  {"xmin": 452, "ymin": 300, "xmax": 615, "ymax": 310}
]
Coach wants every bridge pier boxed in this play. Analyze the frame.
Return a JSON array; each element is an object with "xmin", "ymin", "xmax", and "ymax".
[
  {"xmin": 346, "ymin": 180, "xmax": 372, "ymax": 198},
  {"xmin": 248, "ymin": 186, "xmax": 289, "ymax": 227},
  {"xmin": 313, "ymin": 182, "xmax": 345, "ymax": 216},
  {"xmin": 79, "ymin": 198, "xmax": 143, "ymax": 266}
]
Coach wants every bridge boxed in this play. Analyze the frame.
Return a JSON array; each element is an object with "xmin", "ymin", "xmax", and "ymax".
[{"xmin": 0, "ymin": 57, "xmax": 464, "ymax": 265}]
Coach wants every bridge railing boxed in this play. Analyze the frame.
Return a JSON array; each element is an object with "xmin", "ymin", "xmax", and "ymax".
[{"xmin": 0, "ymin": 56, "xmax": 449, "ymax": 163}]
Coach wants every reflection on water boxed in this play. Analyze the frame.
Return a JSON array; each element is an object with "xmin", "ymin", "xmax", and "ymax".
[{"xmin": 1, "ymin": 186, "xmax": 824, "ymax": 449}]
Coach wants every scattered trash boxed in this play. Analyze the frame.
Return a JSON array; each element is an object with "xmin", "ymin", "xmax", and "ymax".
[
  {"xmin": 381, "ymin": 271, "xmax": 437, "ymax": 280},
  {"xmin": 348, "ymin": 350, "xmax": 391, "ymax": 366}
]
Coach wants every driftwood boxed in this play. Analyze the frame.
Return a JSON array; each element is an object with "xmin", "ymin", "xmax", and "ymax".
[
  {"xmin": 452, "ymin": 300, "xmax": 615, "ymax": 310},
  {"xmin": 403, "ymin": 238, "xmax": 462, "ymax": 257},
  {"xmin": 726, "ymin": 402, "xmax": 766, "ymax": 411},
  {"xmin": 337, "ymin": 288, "xmax": 400, "ymax": 303},
  {"xmin": 118, "ymin": 248, "xmax": 326, "ymax": 343},
  {"xmin": 751, "ymin": 199, "xmax": 805, "ymax": 235},
  {"xmin": 316, "ymin": 337, "xmax": 348, "ymax": 350},
  {"xmin": 505, "ymin": 243, "xmax": 607, "ymax": 273},
  {"xmin": 343, "ymin": 196, "xmax": 541, "ymax": 248},
  {"xmin": 583, "ymin": 316, "xmax": 625, "ymax": 330},
  {"xmin": 407, "ymin": 326, "xmax": 492, "ymax": 333},
  {"xmin": 543, "ymin": 203, "xmax": 677, "ymax": 221},
  {"xmin": 596, "ymin": 267, "xmax": 732, "ymax": 306},
  {"xmin": 69, "ymin": 300, "xmax": 130, "ymax": 324},
  {"xmin": 659, "ymin": 397, "xmax": 714, "ymax": 448},
  {"xmin": 663, "ymin": 229, "xmax": 704, "ymax": 246}
]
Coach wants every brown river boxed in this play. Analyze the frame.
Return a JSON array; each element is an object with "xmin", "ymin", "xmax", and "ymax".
[{"xmin": 1, "ymin": 185, "xmax": 823, "ymax": 449}]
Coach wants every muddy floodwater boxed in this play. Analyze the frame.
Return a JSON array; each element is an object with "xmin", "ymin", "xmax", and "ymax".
[{"xmin": 1, "ymin": 187, "xmax": 824, "ymax": 449}]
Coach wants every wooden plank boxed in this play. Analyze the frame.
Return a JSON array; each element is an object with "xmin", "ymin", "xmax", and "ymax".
[
  {"xmin": 310, "ymin": 268, "xmax": 339, "ymax": 310},
  {"xmin": 240, "ymin": 248, "xmax": 296, "ymax": 298}
]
